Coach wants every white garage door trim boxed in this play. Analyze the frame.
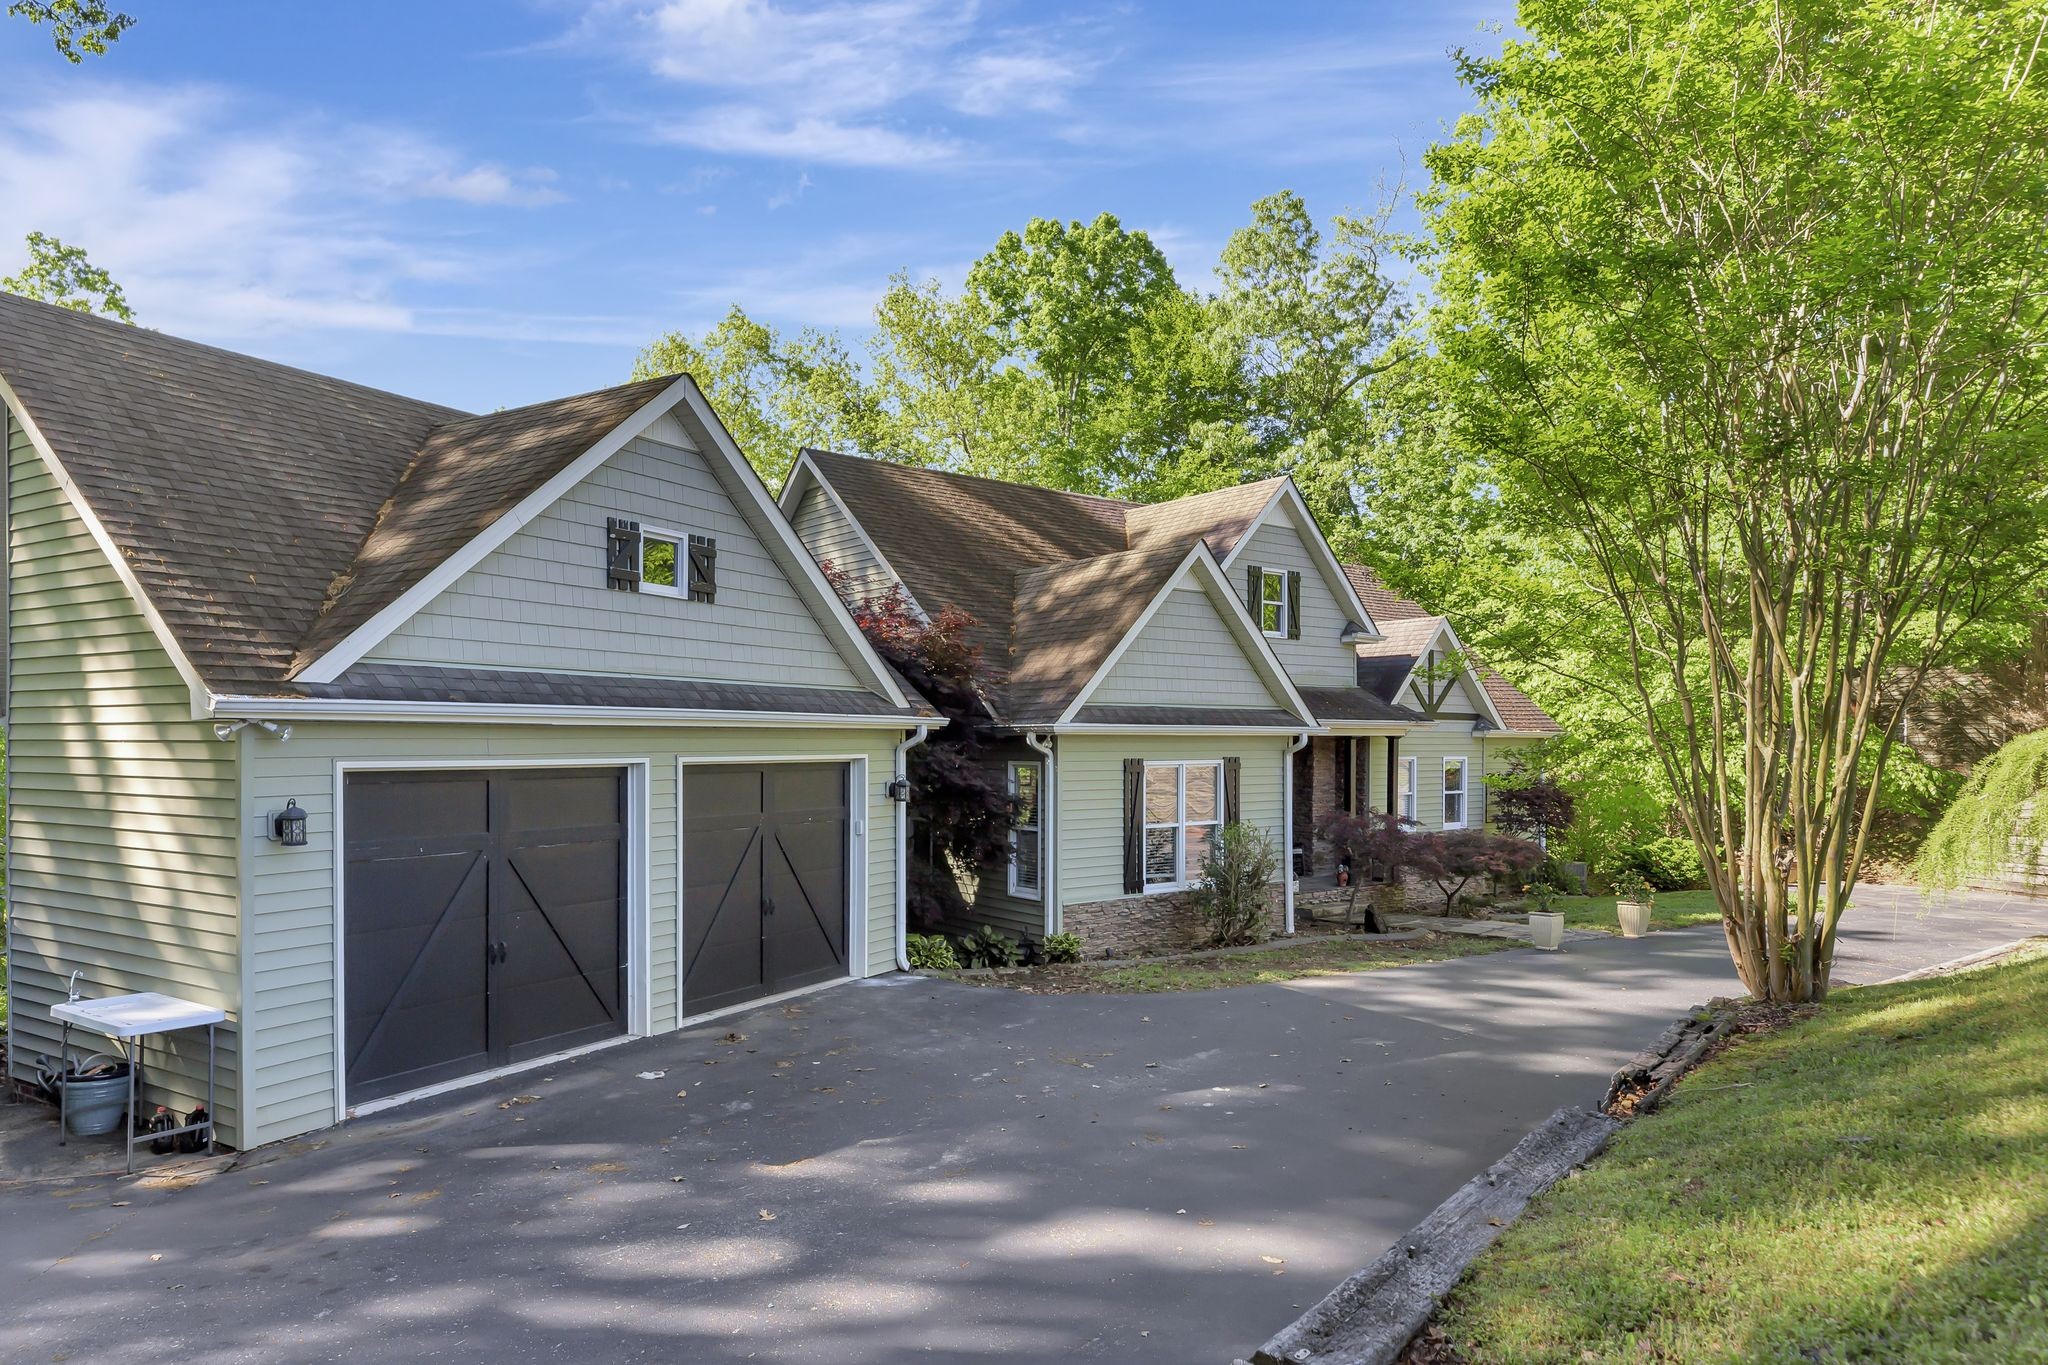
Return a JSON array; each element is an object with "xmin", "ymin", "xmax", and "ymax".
[
  {"xmin": 331, "ymin": 756, "xmax": 654, "ymax": 1124},
  {"xmin": 674, "ymin": 755, "xmax": 870, "ymax": 1020}
]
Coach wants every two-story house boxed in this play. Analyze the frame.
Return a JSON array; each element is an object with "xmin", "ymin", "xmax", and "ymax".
[{"xmin": 779, "ymin": 451, "xmax": 1560, "ymax": 957}]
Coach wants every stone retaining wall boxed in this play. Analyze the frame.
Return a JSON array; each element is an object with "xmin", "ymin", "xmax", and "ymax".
[{"xmin": 1063, "ymin": 885, "xmax": 1286, "ymax": 958}]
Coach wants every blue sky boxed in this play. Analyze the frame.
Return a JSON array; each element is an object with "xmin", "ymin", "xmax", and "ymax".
[{"xmin": 0, "ymin": 1, "xmax": 1510, "ymax": 412}]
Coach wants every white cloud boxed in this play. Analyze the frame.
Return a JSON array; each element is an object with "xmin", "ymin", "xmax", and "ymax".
[
  {"xmin": 576, "ymin": 0, "xmax": 1093, "ymax": 168},
  {"xmin": 0, "ymin": 81, "xmax": 607, "ymax": 344}
]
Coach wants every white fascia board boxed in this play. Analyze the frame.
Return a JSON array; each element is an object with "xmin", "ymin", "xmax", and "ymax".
[
  {"xmin": 1219, "ymin": 479, "xmax": 1383, "ymax": 641},
  {"xmin": 1051, "ymin": 723, "xmax": 1329, "ymax": 737},
  {"xmin": 0, "ymin": 377, "xmax": 216, "ymax": 719},
  {"xmin": 1055, "ymin": 544, "xmax": 1315, "ymax": 727},
  {"xmin": 209, "ymin": 694, "xmax": 945, "ymax": 729},
  {"xmin": 780, "ymin": 452, "xmax": 928, "ymax": 622},
  {"xmin": 1421, "ymin": 619, "xmax": 1510, "ymax": 732},
  {"xmin": 295, "ymin": 376, "xmax": 700, "ymax": 686},
  {"xmin": 668, "ymin": 386, "xmax": 909, "ymax": 708}
]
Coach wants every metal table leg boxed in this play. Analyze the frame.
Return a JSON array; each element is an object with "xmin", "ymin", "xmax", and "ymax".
[
  {"xmin": 206, "ymin": 1023, "xmax": 217, "ymax": 1157},
  {"xmin": 125, "ymin": 1034, "xmax": 138, "ymax": 1175},
  {"xmin": 57, "ymin": 1021, "xmax": 70, "ymax": 1147}
]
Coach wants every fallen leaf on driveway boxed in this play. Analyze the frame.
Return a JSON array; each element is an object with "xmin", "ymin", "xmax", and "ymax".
[
  {"xmin": 758, "ymin": 1209, "xmax": 777, "ymax": 1222},
  {"xmin": 586, "ymin": 1162, "xmax": 627, "ymax": 1174},
  {"xmin": 638, "ymin": 1071, "xmax": 667, "ymax": 1080},
  {"xmin": 1261, "ymin": 1255, "xmax": 1285, "ymax": 1265},
  {"xmin": 674, "ymin": 1090, "xmax": 688, "ymax": 1100},
  {"xmin": 721, "ymin": 1032, "xmax": 746, "ymax": 1044},
  {"xmin": 499, "ymin": 1095, "xmax": 540, "ymax": 1109}
]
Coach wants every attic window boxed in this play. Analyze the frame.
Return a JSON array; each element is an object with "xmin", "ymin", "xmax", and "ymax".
[
  {"xmin": 1260, "ymin": 570, "xmax": 1288, "ymax": 636},
  {"xmin": 640, "ymin": 528, "xmax": 682, "ymax": 596}
]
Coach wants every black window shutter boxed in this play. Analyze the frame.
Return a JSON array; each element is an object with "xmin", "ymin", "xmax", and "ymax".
[
  {"xmin": 606, "ymin": 517, "xmax": 641, "ymax": 590},
  {"xmin": 1286, "ymin": 570, "xmax": 1303, "ymax": 639},
  {"xmin": 1223, "ymin": 756, "xmax": 1241, "ymax": 826},
  {"xmin": 687, "ymin": 534, "xmax": 717, "ymax": 603},
  {"xmin": 1123, "ymin": 758, "xmax": 1145, "ymax": 895},
  {"xmin": 1246, "ymin": 563, "xmax": 1263, "ymax": 616}
]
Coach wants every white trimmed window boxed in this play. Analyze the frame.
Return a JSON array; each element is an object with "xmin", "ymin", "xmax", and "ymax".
[
  {"xmin": 1009, "ymin": 762, "xmax": 1042, "ymax": 899},
  {"xmin": 1143, "ymin": 761, "xmax": 1223, "ymax": 891},
  {"xmin": 1442, "ymin": 756, "xmax": 1468, "ymax": 829},
  {"xmin": 639, "ymin": 526, "xmax": 682, "ymax": 596},
  {"xmin": 1398, "ymin": 756, "xmax": 1418, "ymax": 822},
  {"xmin": 1259, "ymin": 569, "xmax": 1289, "ymax": 637}
]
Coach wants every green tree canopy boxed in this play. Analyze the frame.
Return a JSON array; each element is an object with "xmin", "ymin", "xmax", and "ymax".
[
  {"xmin": 1424, "ymin": 0, "xmax": 2048, "ymax": 1000},
  {"xmin": 2, "ymin": 232, "xmax": 134, "ymax": 322},
  {"xmin": 8, "ymin": 0, "xmax": 132, "ymax": 62}
]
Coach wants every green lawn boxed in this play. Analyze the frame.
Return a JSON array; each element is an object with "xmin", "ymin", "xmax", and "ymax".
[
  {"xmin": 969, "ymin": 932, "xmax": 1518, "ymax": 994},
  {"xmin": 1545, "ymin": 888, "xmax": 1725, "ymax": 935},
  {"xmin": 1437, "ymin": 944, "xmax": 2048, "ymax": 1363}
]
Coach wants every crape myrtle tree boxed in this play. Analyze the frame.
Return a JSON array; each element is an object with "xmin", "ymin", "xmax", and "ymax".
[
  {"xmin": 821, "ymin": 566, "xmax": 1015, "ymax": 930},
  {"xmin": 1425, "ymin": 0, "xmax": 2048, "ymax": 1000}
]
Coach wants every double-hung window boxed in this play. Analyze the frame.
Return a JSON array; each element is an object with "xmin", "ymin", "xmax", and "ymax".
[
  {"xmin": 1143, "ymin": 761, "xmax": 1222, "ymax": 891},
  {"xmin": 1008, "ymin": 762, "xmax": 1042, "ymax": 899},
  {"xmin": 1442, "ymin": 757, "xmax": 1468, "ymax": 829},
  {"xmin": 1398, "ymin": 756, "xmax": 1418, "ymax": 822},
  {"xmin": 1259, "ymin": 569, "xmax": 1289, "ymax": 637}
]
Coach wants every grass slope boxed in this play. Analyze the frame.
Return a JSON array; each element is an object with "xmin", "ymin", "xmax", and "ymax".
[
  {"xmin": 1439, "ymin": 945, "xmax": 2048, "ymax": 1363},
  {"xmin": 1547, "ymin": 889, "xmax": 1725, "ymax": 935}
]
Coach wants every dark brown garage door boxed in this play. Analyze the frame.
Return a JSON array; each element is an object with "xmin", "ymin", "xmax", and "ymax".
[
  {"xmin": 682, "ymin": 763, "xmax": 849, "ymax": 1016},
  {"xmin": 343, "ymin": 768, "xmax": 627, "ymax": 1105}
]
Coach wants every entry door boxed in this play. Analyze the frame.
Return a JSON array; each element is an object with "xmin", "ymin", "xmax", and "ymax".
[
  {"xmin": 343, "ymin": 768, "xmax": 627, "ymax": 1105},
  {"xmin": 682, "ymin": 763, "xmax": 849, "ymax": 1016}
]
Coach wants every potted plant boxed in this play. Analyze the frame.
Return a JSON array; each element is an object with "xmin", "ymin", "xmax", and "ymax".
[
  {"xmin": 1524, "ymin": 879, "xmax": 1566, "ymax": 950},
  {"xmin": 1613, "ymin": 870, "xmax": 1654, "ymax": 938}
]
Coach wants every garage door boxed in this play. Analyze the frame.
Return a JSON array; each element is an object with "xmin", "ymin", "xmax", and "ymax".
[
  {"xmin": 343, "ymin": 768, "xmax": 627, "ymax": 1105},
  {"xmin": 682, "ymin": 763, "xmax": 849, "ymax": 1015}
]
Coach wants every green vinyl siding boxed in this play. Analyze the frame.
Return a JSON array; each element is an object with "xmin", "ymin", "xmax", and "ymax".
[
  {"xmin": 1090, "ymin": 588, "xmax": 1289, "ymax": 710},
  {"xmin": 238, "ymin": 721, "xmax": 906, "ymax": 1148},
  {"xmin": 790, "ymin": 482, "xmax": 895, "ymax": 605},
  {"xmin": 942, "ymin": 739, "xmax": 1047, "ymax": 944},
  {"xmin": 369, "ymin": 419, "xmax": 865, "ymax": 689},
  {"xmin": 4, "ymin": 409, "xmax": 244, "ymax": 1142},
  {"xmin": 1052, "ymin": 733, "xmax": 1288, "ymax": 906},
  {"xmin": 1234, "ymin": 519, "xmax": 1361, "ymax": 688}
]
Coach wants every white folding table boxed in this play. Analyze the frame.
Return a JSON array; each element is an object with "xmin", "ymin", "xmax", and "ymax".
[{"xmin": 50, "ymin": 992, "xmax": 225, "ymax": 1173}]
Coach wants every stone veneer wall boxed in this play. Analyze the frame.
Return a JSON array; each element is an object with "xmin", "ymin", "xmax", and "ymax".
[{"xmin": 1064, "ymin": 885, "xmax": 1287, "ymax": 958}]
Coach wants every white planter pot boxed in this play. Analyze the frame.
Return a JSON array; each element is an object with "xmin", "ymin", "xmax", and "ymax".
[
  {"xmin": 1528, "ymin": 911, "xmax": 1565, "ymax": 951},
  {"xmin": 1616, "ymin": 900, "xmax": 1652, "ymax": 938}
]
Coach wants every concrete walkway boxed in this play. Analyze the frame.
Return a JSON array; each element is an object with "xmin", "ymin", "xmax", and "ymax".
[{"xmin": 1386, "ymin": 913, "xmax": 1608, "ymax": 943}]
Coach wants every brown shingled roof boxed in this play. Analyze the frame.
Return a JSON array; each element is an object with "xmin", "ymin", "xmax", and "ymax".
[
  {"xmin": 295, "ymin": 376, "xmax": 677, "ymax": 670},
  {"xmin": 0, "ymin": 292, "xmax": 689, "ymax": 692},
  {"xmin": 1340, "ymin": 561, "xmax": 1561, "ymax": 735},
  {"xmin": 1004, "ymin": 542, "xmax": 1199, "ymax": 724}
]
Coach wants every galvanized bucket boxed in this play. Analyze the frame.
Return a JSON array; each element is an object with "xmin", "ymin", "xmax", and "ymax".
[{"xmin": 38, "ymin": 1055, "xmax": 134, "ymax": 1137}]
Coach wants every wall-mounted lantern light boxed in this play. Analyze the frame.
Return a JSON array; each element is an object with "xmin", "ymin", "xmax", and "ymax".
[
  {"xmin": 885, "ymin": 778, "xmax": 911, "ymax": 803},
  {"xmin": 271, "ymin": 799, "xmax": 309, "ymax": 847}
]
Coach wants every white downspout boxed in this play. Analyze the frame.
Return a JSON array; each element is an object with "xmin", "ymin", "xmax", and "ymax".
[
  {"xmin": 1284, "ymin": 732, "xmax": 1311, "ymax": 936},
  {"xmin": 1024, "ymin": 732, "xmax": 1058, "ymax": 936},
  {"xmin": 893, "ymin": 724, "xmax": 932, "ymax": 971}
]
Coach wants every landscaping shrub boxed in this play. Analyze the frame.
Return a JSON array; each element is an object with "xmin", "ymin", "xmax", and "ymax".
[
  {"xmin": 1041, "ymin": 931, "xmax": 1083, "ymax": 964},
  {"xmin": 905, "ymin": 933, "xmax": 959, "ymax": 971},
  {"xmin": 1191, "ymin": 822, "xmax": 1279, "ymax": 946},
  {"xmin": 1426, "ymin": 830, "xmax": 1544, "ymax": 911},
  {"xmin": 1613, "ymin": 835, "xmax": 1705, "ymax": 890},
  {"xmin": 1315, "ymin": 808, "xmax": 1435, "ymax": 931},
  {"xmin": 954, "ymin": 923, "xmax": 1021, "ymax": 969}
]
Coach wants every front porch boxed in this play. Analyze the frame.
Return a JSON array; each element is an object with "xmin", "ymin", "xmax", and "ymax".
[{"xmin": 1289, "ymin": 732, "xmax": 1405, "ymax": 877}]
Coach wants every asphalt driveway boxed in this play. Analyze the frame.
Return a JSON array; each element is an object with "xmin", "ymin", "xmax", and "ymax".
[{"xmin": 2, "ymin": 889, "xmax": 2041, "ymax": 1364}]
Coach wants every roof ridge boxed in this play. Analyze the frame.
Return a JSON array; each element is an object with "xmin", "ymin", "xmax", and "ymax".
[
  {"xmin": 0, "ymin": 289, "xmax": 470, "ymax": 420},
  {"xmin": 804, "ymin": 447, "xmax": 1134, "ymax": 512}
]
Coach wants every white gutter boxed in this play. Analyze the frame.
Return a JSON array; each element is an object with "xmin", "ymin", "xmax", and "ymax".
[
  {"xmin": 893, "ymin": 724, "xmax": 933, "ymax": 971},
  {"xmin": 209, "ymin": 695, "xmax": 938, "ymax": 729},
  {"xmin": 1024, "ymin": 731, "xmax": 1058, "ymax": 937},
  {"xmin": 1284, "ymin": 732, "xmax": 1311, "ymax": 935}
]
